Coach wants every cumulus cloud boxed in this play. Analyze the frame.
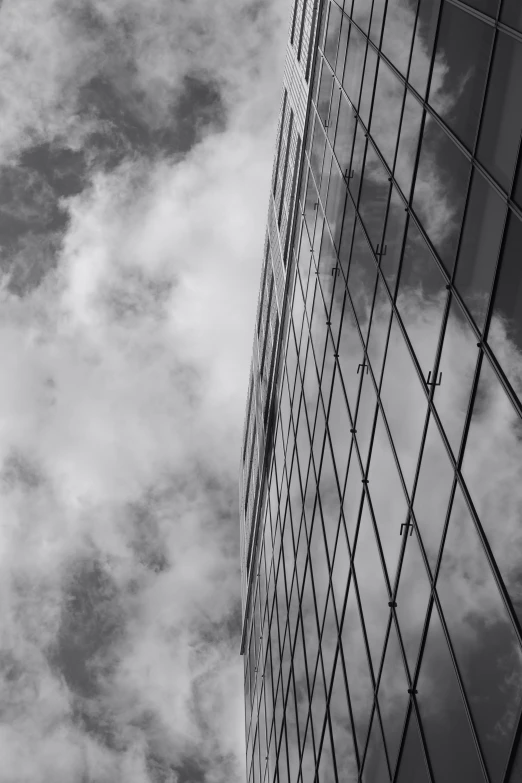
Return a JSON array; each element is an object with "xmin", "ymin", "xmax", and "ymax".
[{"xmin": 0, "ymin": 0, "xmax": 293, "ymax": 780}]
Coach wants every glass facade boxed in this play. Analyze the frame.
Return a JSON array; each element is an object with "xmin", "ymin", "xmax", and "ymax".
[{"xmin": 240, "ymin": 2, "xmax": 522, "ymax": 783}]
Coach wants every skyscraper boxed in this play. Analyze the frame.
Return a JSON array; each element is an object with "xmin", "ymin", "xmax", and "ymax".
[{"xmin": 239, "ymin": 1, "xmax": 522, "ymax": 782}]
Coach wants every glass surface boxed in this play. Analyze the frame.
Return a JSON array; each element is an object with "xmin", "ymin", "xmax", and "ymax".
[
  {"xmin": 416, "ymin": 604, "xmax": 486, "ymax": 783},
  {"xmin": 396, "ymin": 218, "xmax": 447, "ymax": 384},
  {"xmin": 325, "ymin": 161, "xmax": 347, "ymax": 249},
  {"xmin": 359, "ymin": 46, "xmax": 379, "ymax": 127},
  {"xmin": 338, "ymin": 299, "xmax": 366, "ymax": 415},
  {"xmin": 367, "ymin": 411, "xmax": 407, "ymax": 585},
  {"xmin": 395, "ymin": 529, "xmax": 431, "ymax": 676},
  {"xmin": 342, "ymin": 440, "xmax": 364, "ymax": 548},
  {"xmin": 367, "ymin": 277, "xmax": 392, "ymax": 385},
  {"xmin": 460, "ymin": 0, "xmax": 499, "ymax": 14},
  {"xmin": 381, "ymin": 0, "xmax": 417, "ymax": 78},
  {"xmin": 395, "ymin": 711, "xmax": 431, "ymax": 783},
  {"xmin": 354, "ymin": 369, "xmax": 377, "ymax": 473},
  {"xmin": 477, "ymin": 32, "xmax": 522, "ymax": 192},
  {"xmin": 501, "ymin": 0, "xmax": 522, "ymax": 33},
  {"xmin": 324, "ymin": 1, "xmax": 343, "ymax": 68},
  {"xmin": 377, "ymin": 620, "xmax": 409, "ymax": 776},
  {"xmin": 327, "ymin": 83, "xmax": 341, "ymax": 145},
  {"xmin": 362, "ymin": 709, "xmax": 390, "ymax": 783},
  {"xmin": 342, "ymin": 23, "xmax": 367, "ymax": 108},
  {"xmin": 379, "ymin": 188, "xmax": 406, "ymax": 295},
  {"xmin": 394, "ymin": 90, "xmax": 423, "ymax": 202},
  {"xmin": 437, "ymin": 483, "xmax": 522, "ymax": 783},
  {"xmin": 410, "ymin": 0, "xmax": 442, "ymax": 97},
  {"xmin": 334, "ymin": 92, "xmax": 357, "ymax": 172},
  {"xmin": 454, "ymin": 168, "xmax": 506, "ymax": 330},
  {"xmin": 370, "ymin": 57, "xmax": 405, "ymax": 171},
  {"xmin": 429, "ymin": 3, "xmax": 493, "ymax": 150},
  {"xmin": 328, "ymin": 369, "xmax": 352, "ymax": 488},
  {"xmin": 310, "ymin": 113, "xmax": 327, "ymax": 186},
  {"xmin": 336, "ymin": 14, "xmax": 350, "ymax": 82},
  {"xmin": 358, "ymin": 144, "xmax": 391, "ymax": 252},
  {"xmin": 380, "ymin": 315, "xmax": 428, "ymax": 492},
  {"xmin": 369, "ymin": 0, "xmax": 386, "ymax": 47},
  {"xmin": 352, "ymin": 0, "xmax": 373, "ymax": 35},
  {"xmin": 413, "ymin": 412, "xmax": 453, "ymax": 574},
  {"xmin": 350, "ymin": 121, "xmax": 368, "ymax": 204},
  {"xmin": 434, "ymin": 299, "xmax": 479, "ymax": 458},
  {"xmin": 318, "ymin": 435, "xmax": 342, "ymax": 566},
  {"xmin": 354, "ymin": 498, "xmax": 390, "ymax": 675},
  {"xmin": 328, "ymin": 651, "xmax": 359, "ymax": 780},
  {"xmin": 347, "ymin": 221, "xmax": 378, "ymax": 343},
  {"xmin": 462, "ymin": 357, "xmax": 522, "ymax": 628},
  {"xmin": 341, "ymin": 581, "xmax": 375, "ymax": 756},
  {"xmin": 413, "ymin": 116, "xmax": 471, "ymax": 274},
  {"xmin": 490, "ymin": 210, "xmax": 522, "ymax": 381}
]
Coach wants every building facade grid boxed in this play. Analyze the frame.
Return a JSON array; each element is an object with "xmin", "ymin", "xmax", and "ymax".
[{"xmin": 242, "ymin": 1, "xmax": 522, "ymax": 782}]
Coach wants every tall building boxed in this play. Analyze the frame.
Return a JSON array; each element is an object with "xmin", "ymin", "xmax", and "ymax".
[{"xmin": 239, "ymin": 1, "xmax": 522, "ymax": 782}]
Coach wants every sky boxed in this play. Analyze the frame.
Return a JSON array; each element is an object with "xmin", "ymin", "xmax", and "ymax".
[{"xmin": 0, "ymin": 0, "xmax": 292, "ymax": 781}]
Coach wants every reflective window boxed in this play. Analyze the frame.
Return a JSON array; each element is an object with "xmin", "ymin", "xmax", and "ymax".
[
  {"xmin": 396, "ymin": 218, "xmax": 447, "ymax": 383},
  {"xmin": 413, "ymin": 116, "xmax": 471, "ymax": 273},
  {"xmin": 477, "ymin": 32, "xmax": 522, "ymax": 192},
  {"xmin": 462, "ymin": 357, "xmax": 522, "ymax": 628},
  {"xmin": 429, "ymin": 3, "xmax": 493, "ymax": 150},
  {"xmin": 501, "ymin": 0, "xmax": 522, "ymax": 33},
  {"xmin": 380, "ymin": 188, "xmax": 407, "ymax": 296},
  {"xmin": 460, "ymin": 0, "xmax": 499, "ymax": 14},
  {"xmin": 358, "ymin": 143, "xmax": 391, "ymax": 252},
  {"xmin": 396, "ymin": 528, "xmax": 431, "ymax": 676},
  {"xmin": 489, "ymin": 210, "xmax": 522, "ymax": 383},
  {"xmin": 409, "ymin": 0, "xmax": 441, "ymax": 99},
  {"xmin": 434, "ymin": 299, "xmax": 480, "ymax": 458},
  {"xmin": 381, "ymin": 0, "xmax": 417, "ymax": 78},
  {"xmin": 377, "ymin": 620, "xmax": 409, "ymax": 776},
  {"xmin": 413, "ymin": 412, "xmax": 453, "ymax": 575},
  {"xmin": 347, "ymin": 221, "xmax": 378, "ymax": 343},
  {"xmin": 394, "ymin": 89, "xmax": 423, "ymax": 202},
  {"xmin": 395, "ymin": 711, "xmax": 431, "ymax": 783},
  {"xmin": 351, "ymin": 0, "xmax": 373, "ymax": 35},
  {"xmin": 416, "ymin": 604, "xmax": 486, "ymax": 783},
  {"xmin": 342, "ymin": 23, "xmax": 367, "ymax": 109},
  {"xmin": 454, "ymin": 168, "xmax": 506, "ymax": 330},
  {"xmin": 324, "ymin": 1, "xmax": 343, "ymax": 68},
  {"xmin": 336, "ymin": 14, "xmax": 350, "ymax": 82},
  {"xmin": 325, "ymin": 162, "xmax": 347, "ymax": 249},
  {"xmin": 362, "ymin": 709, "xmax": 389, "ymax": 782},
  {"xmin": 380, "ymin": 315, "xmax": 428, "ymax": 492},
  {"xmin": 370, "ymin": 57, "xmax": 405, "ymax": 171},
  {"xmin": 334, "ymin": 93, "xmax": 357, "ymax": 171},
  {"xmin": 359, "ymin": 46, "xmax": 379, "ymax": 126},
  {"xmin": 437, "ymin": 482, "xmax": 522, "ymax": 783}
]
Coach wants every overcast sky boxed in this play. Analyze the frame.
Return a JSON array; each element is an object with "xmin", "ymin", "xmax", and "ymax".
[{"xmin": 0, "ymin": 0, "xmax": 291, "ymax": 780}]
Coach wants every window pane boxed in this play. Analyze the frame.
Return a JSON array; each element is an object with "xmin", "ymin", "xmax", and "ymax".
[
  {"xmin": 416, "ymin": 605, "xmax": 485, "ymax": 783},
  {"xmin": 429, "ymin": 3, "xmax": 493, "ymax": 150},
  {"xmin": 317, "ymin": 60, "xmax": 335, "ymax": 126},
  {"xmin": 348, "ymin": 221, "xmax": 378, "ymax": 344},
  {"xmin": 324, "ymin": 1, "xmax": 343, "ymax": 68},
  {"xmin": 489, "ymin": 210, "xmax": 522, "ymax": 392},
  {"xmin": 394, "ymin": 89, "xmax": 423, "ymax": 202},
  {"xmin": 437, "ymin": 483, "xmax": 522, "ymax": 783},
  {"xmin": 413, "ymin": 413, "xmax": 453, "ymax": 575},
  {"xmin": 367, "ymin": 277, "xmax": 392, "ymax": 385},
  {"xmin": 501, "ymin": 0, "xmax": 522, "ymax": 33},
  {"xmin": 329, "ymin": 653, "xmax": 358, "ymax": 780},
  {"xmin": 349, "ymin": 121, "xmax": 368, "ymax": 203},
  {"xmin": 413, "ymin": 118, "xmax": 471, "ymax": 274},
  {"xmin": 381, "ymin": 0, "xmax": 417, "ymax": 77},
  {"xmin": 359, "ymin": 46, "xmax": 378, "ymax": 127},
  {"xmin": 460, "ymin": 0, "xmax": 499, "ymax": 14},
  {"xmin": 395, "ymin": 712, "xmax": 431, "ymax": 783},
  {"xmin": 378, "ymin": 621, "xmax": 409, "ymax": 776},
  {"xmin": 455, "ymin": 168, "xmax": 507, "ymax": 330},
  {"xmin": 326, "ymin": 161, "xmax": 347, "ymax": 249},
  {"xmin": 380, "ymin": 188, "xmax": 407, "ymax": 296},
  {"xmin": 336, "ymin": 14, "xmax": 350, "ymax": 82},
  {"xmin": 434, "ymin": 299, "xmax": 480, "ymax": 458},
  {"xmin": 380, "ymin": 315, "xmax": 428, "ymax": 492},
  {"xmin": 335, "ymin": 92, "xmax": 357, "ymax": 171},
  {"xmin": 477, "ymin": 32, "xmax": 522, "ymax": 192},
  {"xmin": 462, "ymin": 357, "xmax": 522, "ymax": 628},
  {"xmin": 396, "ymin": 219, "xmax": 447, "ymax": 383},
  {"xmin": 342, "ymin": 580, "xmax": 375, "ymax": 756},
  {"xmin": 396, "ymin": 529, "xmax": 431, "ymax": 676},
  {"xmin": 342, "ymin": 23, "xmax": 367, "ymax": 108},
  {"xmin": 409, "ymin": 0, "xmax": 441, "ymax": 98},
  {"xmin": 354, "ymin": 498, "xmax": 390, "ymax": 675},
  {"xmin": 370, "ymin": 57, "xmax": 405, "ymax": 171},
  {"xmin": 358, "ymin": 144, "xmax": 391, "ymax": 252},
  {"xmin": 362, "ymin": 709, "xmax": 389, "ymax": 782}
]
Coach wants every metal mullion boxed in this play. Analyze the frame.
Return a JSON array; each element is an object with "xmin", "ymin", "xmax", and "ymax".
[
  {"xmin": 502, "ymin": 697, "xmax": 522, "ymax": 782},
  {"xmin": 363, "ymin": 612, "xmax": 396, "ymax": 776},
  {"xmin": 447, "ymin": 0, "xmax": 522, "ymax": 44},
  {"xmin": 295, "ymin": 606, "xmax": 319, "ymax": 774},
  {"xmin": 359, "ymin": 700, "xmax": 393, "ymax": 783}
]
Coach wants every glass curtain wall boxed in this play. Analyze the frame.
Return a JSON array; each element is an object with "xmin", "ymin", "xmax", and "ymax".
[{"xmin": 243, "ymin": 1, "xmax": 522, "ymax": 782}]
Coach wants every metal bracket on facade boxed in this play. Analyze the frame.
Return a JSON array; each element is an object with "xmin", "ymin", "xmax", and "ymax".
[
  {"xmin": 357, "ymin": 362, "xmax": 369, "ymax": 374},
  {"xmin": 376, "ymin": 244, "xmax": 387, "ymax": 257},
  {"xmin": 333, "ymin": 352, "xmax": 339, "ymax": 359},
  {"xmin": 344, "ymin": 168, "xmax": 354, "ymax": 181},
  {"xmin": 408, "ymin": 688, "xmax": 418, "ymax": 695},
  {"xmin": 427, "ymin": 371, "xmax": 442, "ymax": 387},
  {"xmin": 350, "ymin": 428, "xmax": 357, "ymax": 434},
  {"xmin": 361, "ymin": 478, "xmax": 369, "ymax": 484},
  {"xmin": 331, "ymin": 266, "xmax": 339, "ymax": 277},
  {"xmin": 400, "ymin": 521, "xmax": 414, "ymax": 536},
  {"xmin": 326, "ymin": 319, "xmax": 332, "ymax": 326},
  {"xmin": 388, "ymin": 601, "xmax": 397, "ymax": 608}
]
